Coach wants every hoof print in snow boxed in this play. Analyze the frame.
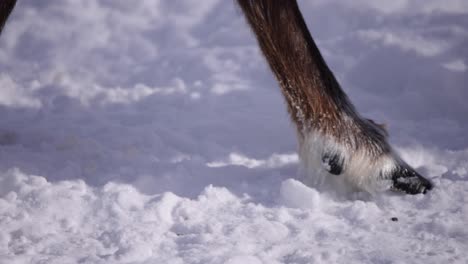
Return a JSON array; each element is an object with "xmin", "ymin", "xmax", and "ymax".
[
  {"xmin": 322, "ymin": 153, "xmax": 343, "ymax": 175},
  {"xmin": 391, "ymin": 166, "xmax": 433, "ymax": 195}
]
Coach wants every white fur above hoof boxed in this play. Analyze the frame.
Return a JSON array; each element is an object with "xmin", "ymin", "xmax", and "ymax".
[{"xmin": 299, "ymin": 131, "xmax": 432, "ymax": 195}]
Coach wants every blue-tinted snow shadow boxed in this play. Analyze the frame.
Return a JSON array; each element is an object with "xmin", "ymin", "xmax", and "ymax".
[{"xmin": 0, "ymin": 84, "xmax": 299, "ymax": 203}]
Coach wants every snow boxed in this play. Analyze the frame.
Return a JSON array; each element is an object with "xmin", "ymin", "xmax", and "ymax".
[
  {"xmin": 2, "ymin": 162, "xmax": 467, "ymax": 263},
  {"xmin": 442, "ymin": 60, "xmax": 467, "ymax": 73},
  {"xmin": 0, "ymin": 1, "xmax": 467, "ymax": 263}
]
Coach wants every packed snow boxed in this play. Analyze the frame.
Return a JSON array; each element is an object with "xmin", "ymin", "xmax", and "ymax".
[{"xmin": 1, "ymin": 1, "xmax": 467, "ymax": 263}]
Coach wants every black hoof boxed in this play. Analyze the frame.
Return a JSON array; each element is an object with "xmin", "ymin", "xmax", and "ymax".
[
  {"xmin": 391, "ymin": 166, "xmax": 433, "ymax": 194},
  {"xmin": 322, "ymin": 153, "xmax": 343, "ymax": 175}
]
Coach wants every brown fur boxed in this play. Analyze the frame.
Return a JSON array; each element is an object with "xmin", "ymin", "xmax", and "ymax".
[
  {"xmin": 236, "ymin": 0, "xmax": 392, "ymax": 156},
  {"xmin": 236, "ymin": 0, "xmax": 351, "ymax": 133}
]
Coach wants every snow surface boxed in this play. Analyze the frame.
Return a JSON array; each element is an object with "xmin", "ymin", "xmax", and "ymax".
[{"xmin": 0, "ymin": 0, "xmax": 467, "ymax": 263}]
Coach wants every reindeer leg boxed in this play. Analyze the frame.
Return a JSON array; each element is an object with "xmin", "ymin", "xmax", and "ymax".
[
  {"xmin": 0, "ymin": 0, "xmax": 17, "ymax": 35},
  {"xmin": 236, "ymin": 0, "xmax": 432, "ymax": 195}
]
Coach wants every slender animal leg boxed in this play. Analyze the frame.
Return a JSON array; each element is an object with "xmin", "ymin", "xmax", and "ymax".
[
  {"xmin": 0, "ymin": 0, "xmax": 17, "ymax": 35},
  {"xmin": 236, "ymin": 0, "xmax": 432, "ymax": 194}
]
